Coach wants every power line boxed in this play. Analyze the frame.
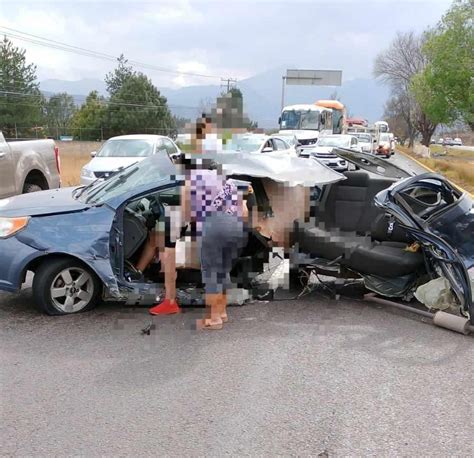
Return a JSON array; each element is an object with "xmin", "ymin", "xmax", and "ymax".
[
  {"xmin": 0, "ymin": 90, "xmax": 199, "ymax": 110},
  {"xmin": 0, "ymin": 26, "xmax": 230, "ymax": 80}
]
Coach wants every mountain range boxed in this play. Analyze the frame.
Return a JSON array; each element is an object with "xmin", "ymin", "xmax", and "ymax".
[{"xmin": 40, "ymin": 67, "xmax": 390, "ymax": 128}]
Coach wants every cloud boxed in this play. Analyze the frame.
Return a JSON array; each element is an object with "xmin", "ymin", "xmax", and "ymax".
[{"xmin": 0, "ymin": 0, "xmax": 454, "ymax": 86}]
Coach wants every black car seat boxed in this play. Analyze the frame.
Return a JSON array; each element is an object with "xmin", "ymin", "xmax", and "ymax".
[{"xmin": 293, "ymin": 171, "xmax": 424, "ymax": 277}]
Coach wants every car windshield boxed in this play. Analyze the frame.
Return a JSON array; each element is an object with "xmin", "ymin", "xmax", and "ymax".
[
  {"xmin": 78, "ymin": 156, "xmax": 172, "ymax": 205},
  {"xmin": 280, "ymin": 109, "xmax": 320, "ymax": 130},
  {"xmin": 229, "ymin": 136, "xmax": 266, "ymax": 153},
  {"xmin": 97, "ymin": 139, "xmax": 155, "ymax": 157},
  {"xmin": 356, "ymin": 134, "xmax": 371, "ymax": 143},
  {"xmin": 317, "ymin": 136, "xmax": 350, "ymax": 147}
]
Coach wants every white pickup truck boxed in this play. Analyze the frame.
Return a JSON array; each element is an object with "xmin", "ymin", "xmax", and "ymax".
[{"xmin": 0, "ymin": 131, "xmax": 61, "ymax": 198}]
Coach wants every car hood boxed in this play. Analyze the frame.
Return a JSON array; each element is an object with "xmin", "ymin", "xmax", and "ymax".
[
  {"xmin": 310, "ymin": 146, "xmax": 339, "ymax": 156},
  {"xmin": 84, "ymin": 156, "xmax": 146, "ymax": 172},
  {"xmin": 0, "ymin": 187, "xmax": 89, "ymax": 217}
]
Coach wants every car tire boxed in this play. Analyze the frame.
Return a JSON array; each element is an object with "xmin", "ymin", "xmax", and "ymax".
[
  {"xmin": 33, "ymin": 258, "xmax": 102, "ymax": 315},
  {"xmin": 23, "ymin": 183, "xmax": 43, "ymax": 193}
]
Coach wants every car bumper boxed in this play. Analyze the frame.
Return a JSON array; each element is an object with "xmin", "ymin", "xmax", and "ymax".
[{"xmin": 0, "ymin": 236, "xmax": 42, "ymax": 292}]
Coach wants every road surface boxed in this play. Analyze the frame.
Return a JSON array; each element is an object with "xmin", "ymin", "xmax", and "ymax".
[{"xmin": 1, "ymin": 152, "xmax": 473, "ymax": 456}]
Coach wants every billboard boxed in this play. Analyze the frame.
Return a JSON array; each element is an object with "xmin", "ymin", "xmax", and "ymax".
[{"xmin": 285, "ymin": 69, "xmax": 342, "ymax": 86}]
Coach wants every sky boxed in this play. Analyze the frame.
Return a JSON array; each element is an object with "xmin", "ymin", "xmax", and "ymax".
[{"xmin": 0, "ymin": 0, "xmax": 454, "ymax": 89}]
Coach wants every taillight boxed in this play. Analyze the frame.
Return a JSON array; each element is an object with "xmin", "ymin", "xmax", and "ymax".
[{"xmin": 54, "ymin": 145, "xmax": 61, "ymax": 174}]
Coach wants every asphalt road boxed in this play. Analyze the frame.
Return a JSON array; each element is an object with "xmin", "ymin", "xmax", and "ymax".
[
  {"xmin": 1, "ymin": 152, "xmax": 473, "ymax": 456},
  {"xmin": 1, "ymin": 276, "xmax": 473, "ymax": 456}
]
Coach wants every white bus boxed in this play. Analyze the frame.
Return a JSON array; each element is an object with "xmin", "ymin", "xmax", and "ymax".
[{"xmin": 279, "ymin": 104, "xmax": 333, "ymax": 151}]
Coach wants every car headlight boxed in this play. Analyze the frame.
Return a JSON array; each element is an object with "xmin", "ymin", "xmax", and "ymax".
[
  {"xmin": 0, "ymin": 217, "xmax": 30, "ymax": 238},
  {"xmin": 81, "ymin": 168, "xmax": 94, "ymax": 178}
]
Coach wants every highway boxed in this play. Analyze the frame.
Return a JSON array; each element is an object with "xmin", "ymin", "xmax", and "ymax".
[{"xmin": 1, "ymin": 152, "xmax": 473, "ymax": 456}]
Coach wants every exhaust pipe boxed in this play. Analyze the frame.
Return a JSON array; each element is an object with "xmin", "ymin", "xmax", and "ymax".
[{"xmin": 364, "ymin": 293, "xmax": 473, "ymax": 335}]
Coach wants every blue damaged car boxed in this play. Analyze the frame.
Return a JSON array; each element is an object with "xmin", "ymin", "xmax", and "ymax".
[{"xmin": 0, "ymin": 149, "xmax": 472, "ymax": 331}]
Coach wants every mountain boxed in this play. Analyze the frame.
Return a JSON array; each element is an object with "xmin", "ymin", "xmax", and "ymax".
[
  {"xmin": 40, "ymin": 78, "xmax": 107, "ymax": 96},
  {"xmin": 40, "ymin": 69, "xmax": 390, "ymax": 128}
]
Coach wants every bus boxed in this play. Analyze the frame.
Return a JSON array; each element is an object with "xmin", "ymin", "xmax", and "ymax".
[{"xmin": 278, "ymin": 104, "xmax": 333, "ymax": 150}]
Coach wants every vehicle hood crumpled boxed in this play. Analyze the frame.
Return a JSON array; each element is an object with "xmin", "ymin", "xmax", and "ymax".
[{"xmin": 212, "ymin": 151, "xmax": 345, "ymax": 186}]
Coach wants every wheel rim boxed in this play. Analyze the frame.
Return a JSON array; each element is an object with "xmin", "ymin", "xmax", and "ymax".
[{"xmin": 50, "ymin": 267, "xmax": 94, "ymax": 313}]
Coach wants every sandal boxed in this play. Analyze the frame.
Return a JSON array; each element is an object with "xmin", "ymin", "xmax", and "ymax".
[{"xmin": 196, "ymin": 318, "xmax": 223, "ymax": 330}]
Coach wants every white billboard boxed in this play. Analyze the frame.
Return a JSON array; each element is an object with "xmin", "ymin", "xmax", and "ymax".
[{"xmin": 285, "ymin": 69, "xmax": 342, "ymax": 86}]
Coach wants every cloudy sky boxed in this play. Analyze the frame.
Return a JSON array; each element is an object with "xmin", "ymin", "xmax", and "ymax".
[{"xmin": 1, "ymin": 0, "xmax": 453, "ymax": 88}]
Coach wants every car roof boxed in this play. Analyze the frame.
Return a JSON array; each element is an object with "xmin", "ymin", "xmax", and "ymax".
[{"xmin": 107, "ymin": 134, "xmax": 170, "ymax": 141}]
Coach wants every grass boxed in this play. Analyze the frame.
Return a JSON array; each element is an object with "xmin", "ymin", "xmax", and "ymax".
[
  {"xmin": 398, "ymin": 145, "xmax": 474, "ymax": 194},
  {"xmin": 57, "ymin": 141, "xmax": 103, "ymax": 186}
]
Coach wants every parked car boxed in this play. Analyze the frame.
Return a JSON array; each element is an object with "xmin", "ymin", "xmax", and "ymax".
[
  {"xmin": 0, "ymin": 131, "xmax": 61, "ymax": 198},
  {"xmin": 303, "ymin": 134, "xmax": 361, "ymax": 172},
  {"xmin": 443, "ymin": 137, "xmax": 454, "ymax": 146},
  {"xmin": 453, "ymin": 137, "xmax": 463, "ymax": 146},
  {"xmin": 351, "ymin": 132, "xmax": 374, "ymax": 153},
  {"xmin": 80, "ymin": 134, "xmax": 181, "ymax": 185},
  {"xmin": 226, "ymin": 133, "xmax": 297, "ymax": 156},
  {"xmin": 0, "ymin": 150, "xmax": 472, "ymax": 333},
  {"xmin": 272, "ymin": 132, "xmax": 302, "ymax": 155}
]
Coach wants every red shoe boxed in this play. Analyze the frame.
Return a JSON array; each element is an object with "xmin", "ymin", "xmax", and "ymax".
[{"xmin": 149, "ymin": 299, "xmax": 181, "ymax": 315}]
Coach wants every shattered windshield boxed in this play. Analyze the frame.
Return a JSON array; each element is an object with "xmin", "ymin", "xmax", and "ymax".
[{"xmin": 78, "ymin": 156, "xmax": 173, "ymax": 205}]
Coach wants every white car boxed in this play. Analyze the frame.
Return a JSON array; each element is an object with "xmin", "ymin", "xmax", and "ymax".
[
  {"xmin": 227, "ymin": 134, "xmax": 296, "ymax": 156},
  {"xmin": 352, "ymin": 133, "xmax": 374, "ymax": 153},
  {"xmin": 305, "ymin": 134, "xmax": 361, "ymax": 172},
  {"xmin": 453, "ymin": 137, "xmax": 463, "ymax": 146},
  {"xmin": 80, "ymin": 134, "xmax": 181, "ymax": 185}
]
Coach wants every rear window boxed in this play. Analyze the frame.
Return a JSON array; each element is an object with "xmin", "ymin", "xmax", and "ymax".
[{"xmin": 97, "ymin": 139, "xmax": 155, "ymax": 158}]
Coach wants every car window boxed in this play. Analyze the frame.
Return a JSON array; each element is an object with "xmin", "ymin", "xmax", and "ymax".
[
  {"xmin": 273, "ymin": 138, "xmax": 288, "ymax": 151},
  {"xmin": 163, "ymin": 139, "xmax": 178, "ymax": 156},
  {"xmin": 262, "ymin": 140, "xmax": 274, "ymax": 152},
  {"xmin": 351, "ymin": 138, "xmax": 357, "ymax": 146}
]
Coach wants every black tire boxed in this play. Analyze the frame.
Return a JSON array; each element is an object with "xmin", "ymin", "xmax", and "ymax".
[
  {"xmin": 23, "ymin": 183, "xmax": 43, "ymax": 193},
  {"xmin": 32, "ymin": 258, "xmax": 101, "ymax": 315}
]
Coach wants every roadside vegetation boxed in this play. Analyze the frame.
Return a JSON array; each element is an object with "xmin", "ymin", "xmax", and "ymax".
[
  {"xmin": 375, "ymin": 0, "xmax": 473, "ymax": 147},
  {"xmin": 398, "ymin": 145, "xmax": 474, "ymax": 193}
]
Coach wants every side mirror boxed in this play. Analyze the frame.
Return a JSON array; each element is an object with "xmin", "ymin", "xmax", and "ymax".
[
  {"xmin": 90, "ymin": 151, "xmax": 97, "ymax": 158},
  {"xmin": 262, "ymin": 146, "xmax": 273, "ymax": 153},
  {"xmin": 278, "ymin": 117, "xmax": 281, "ymax": 125}
]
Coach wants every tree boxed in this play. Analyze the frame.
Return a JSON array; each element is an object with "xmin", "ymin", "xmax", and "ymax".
[
  {"xmin": 0, "ymin": 36, "xmax": 43, "ymax": 137},
  {"xmin": 383, "ymin": 89, "xmax": 417, "ymax": 146},
  {"xmin": 44, "ymin": 92, "xmax": 77, "ymax": 137},
  {"xmin": 105, "ymin": 54, "xmax": 135, "ymax": 97},
  {"xmin": 106, "ymin": 72, "xmax": 175, "ymax": 136},
  {"xmin": 412, "ymin": 0, "xmax": 474, "ymax": 129},
  {"xmin": 70, "ymin": 91, "xmax": 106, "ymax": 140},
  {"xmin": 374, "ymin": 31, "xmax": 437, "ymax": 146}
]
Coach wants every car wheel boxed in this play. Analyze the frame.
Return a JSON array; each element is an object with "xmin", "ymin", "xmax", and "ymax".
[
  {"xmin": 33, "ymin": 258, "xmax": 101, "ymax": 315},
  {"xmin": 23, "ymin": 183, "xmax": 43, "ymax": 193}
]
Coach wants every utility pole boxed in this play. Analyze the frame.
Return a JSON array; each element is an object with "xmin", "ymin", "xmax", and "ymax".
[{"xmin": 220, "ymin": 78, "xmax": 237, "ymax": 93}]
